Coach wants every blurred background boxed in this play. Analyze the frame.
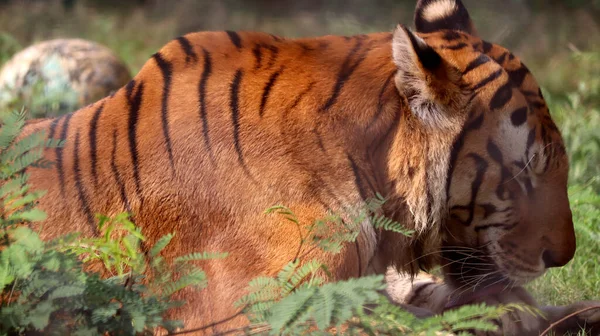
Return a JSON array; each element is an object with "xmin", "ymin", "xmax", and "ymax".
[{"xmin": 0, "ymin": 0, "xmax": 598, "ymax": 305}]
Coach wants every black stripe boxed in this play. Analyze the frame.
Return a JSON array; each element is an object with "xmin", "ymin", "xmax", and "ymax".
[
  {"xmin": 230, "ymin": 69, "xmax": 250, "ymax": 175},
  {"xmin": 226, "ymin": 31, "xmax": 242, "ymax": 50},
  {"xmin": 259, "ymin": 66, "xmax": 283, "ymax": 117},
  {"xmin": 252, "ymin": 44, "xmax": 263, "ymax": 69},
  {"xmin": 282, "ymin": 82, "xmax": 316, "ymax": 121},
  {"xmin": 371, "ymin": 102, "xmax": 401, "ymax": 151},
  {"xmin": 407, "ymin": 282, "xmax": 437, "ymax": 305},
  {"xmin": 455, "ymin": 153, "xmax": 488, "ymax": 226},
  {"xmin": 482, "ymin": 41, "xmax": 493, "ymax": 54},
  {"xmin": 442, "ymin": 43, "xmax": 468, "ymax": 50},
  {"xmin": 253, "ymin": 43, "xmax": 279, "ymax": 70},
  {"xmin": 110, "ymin": 130, "xmax": 132, "ymax": 214},
  {"xmin": 265, "ymin": 45, "xmax": 279, "ymax": 69},
  {"xmin": 321, "ymin": 38, "xmax": 368, "ymax": 112},
  {"xmin": 480, "ymin": 203, "xmax": 498, "ymax": 219},
  {"xmin": 48, "ymin": 116, "xmax": 62, "ymax": 139},
  {"xmin": 472, "ymin": 68, "xmax": 503, "ymax": 91},
  {"xmin": 510, "ymin": 106, "xmax": 528, "ymax": 126},
  {"xmin": 463, "ymin": 54, "xmax": 490, "ymax": 75},
  {"xmin": 524, "ymin": 126, "xmax": 536, "ymax": 163},
  {"xmin": 489, "ymin": 81, "xmax": 513, "ymax": 110},
  {"xmin": 443, "ymin": 31, "xmax": 462, "ymax": 41},
  {"xmin": 486, "ymin": 140, "xmax": 503, "ymax": 163},
  {"xmin": 446, "ymin": 111, "xmax": 484, "ymax": 199},
  {"xmin": 318, "ymin": 41, "xmax": 331, "ymax": 50},
  {"xmin": 89, "ymin": 102, "xmax": 105, "ymax": 187},
  {"xmin": 308, "ymin": 173, "xmax": 344, "ymax": 209},
  {"xmin": 126, "ymin": 80, "xmax": 145, "ymax": 200},
  {"xmin": 153, "ymin": 52, "xmax": 176, "ymax": 174},
  {"xmin": 348, "ymin": 154, "xmax": 368, "ymax": 201},
  {"xmin": 523, "ymin": 175, "xmax": 534, "ymax": 195},
  {"xmin": 176, "ymin": 36, "xmax": 198, "ymax": 64},
  {"xmin": 355, "ymin": 240, "xmax": 362, "ymax": 277},
  {"xmin": 474, "ymin": 222, "xmax": 517, "ymax": 232},
  {"xmin": 367, "ymin": 71, "xmax": 396, "ymax": 130},
  {"xmin": 508, "ymin": 66, "xmax": 529, "ymax": 87},
  {"xmin": 57, "ymin": 113, "xmax": 74, "ymax": 195},
  {"xmin": 198, "ymin": 48, "xmax": 215, "ymax": 163},
  {"xmin": 312, "ymin": 128, "xmax": 326, "ymax": 152},
  {"xmin": 299, "ymin": 42, "xmax": 315, "ymax": 52},
  {"xmin": 73, "ymin": 132, "xmax": 97, "ymax": 233},
  {"xmin": 494, "ymin": 52, "xmax": 508, "ymax": 65}
]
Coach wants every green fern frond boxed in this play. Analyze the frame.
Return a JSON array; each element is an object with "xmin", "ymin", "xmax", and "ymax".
[
  {"xmin": 174, "ymin": 251, "xmax": 229, "ymax": 264},
  {"xmin": 267, "ymin": 275, "xmax": 386, "ymax": 334},
  {"xmin": 162, "ymin": 268, "xmax": 207, "ymax": 297},
  {"xmin": 277, "ymin": 260, "xmax": 300, "ymax": 286},
  {"xmin": 0, "ymin": 108, "xmax": 27, "ymax": 149},
  {"xmin": 371, "ymin": 214, "xmax": 414, "ymax": 236},
  {"xmin": 49, "ymin": 285, "xmax": 85, "ymax": 299},
  {"xmin": 149, "ymin": 232, "xmax": 175, "ymax": 258},
  {"xmin": 286, "ymin": 260, "xmax": 325, "ymax": 294},
  {"xmin": 265, "ymin": 204, "xmax": 299, "ymax": 224}
]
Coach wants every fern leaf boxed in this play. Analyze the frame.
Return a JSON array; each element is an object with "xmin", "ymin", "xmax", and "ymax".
[
  {"xmin": 371, "ymin": 214, "xmax": 414, "ymax": 236},
  {"xmin": 174, "ymin": 251, "xmax": 229, "ymax": 264},
  {"xmin": 49, "ymin": 285, "xmax": 85, "ymax": 299},
  {"xmin": 162, "ymin": 269, "xmax": 207, "ymax": 296},
  {"xmin": 267, "ymin": 286, "xmax": 317, "ymax": 333},
  {"xmin": 0, "ymin": 109, "xmax": 26, "ymax": 149},
  {"xmin": 287, "ymin": 260, "xmax": 324, "ymax": 293},
  {"xmin": 7, "ymin": 207, "xmax": 47, "ymax": 223},
  {"xmin": 149, "ymin": 233, "xmax": 175, "ymax": 258},
  {"xmin": 277, "ymin": 260, "xmax": 299, "ymax": 286}
]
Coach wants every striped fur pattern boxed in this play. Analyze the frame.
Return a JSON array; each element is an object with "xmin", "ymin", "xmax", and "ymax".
[{"xmin": 16, "ymin": 0, "xmax": 577, "ymax": 333}]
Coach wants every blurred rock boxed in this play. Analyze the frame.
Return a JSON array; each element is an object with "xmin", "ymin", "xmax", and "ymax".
[{"xmin": 0, "ymin": 38, "xmax": 131, "ymax": 118}]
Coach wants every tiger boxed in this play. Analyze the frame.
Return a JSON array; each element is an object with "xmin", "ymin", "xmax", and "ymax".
[
  {"xmin": 14, "ymin": 0, "xmax": 600, "ymax": 334},
  {"xmin": 385, "ymin": 270, "xmax": 600, "ymax": 335},
  {"xmin": 0, "ymin": 38, "xmax": 131, "ymax": 118}
]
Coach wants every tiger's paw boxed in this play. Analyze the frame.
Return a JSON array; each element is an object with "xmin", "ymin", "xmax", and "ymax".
[{"xmin": 541, "ymin": 300, "xmax": 600, "ymax": 336}]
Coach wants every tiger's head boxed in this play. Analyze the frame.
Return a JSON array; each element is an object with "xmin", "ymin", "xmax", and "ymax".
[{"xmin": 387, "ymin": 0, "xmax": 575, "ymax": 290}]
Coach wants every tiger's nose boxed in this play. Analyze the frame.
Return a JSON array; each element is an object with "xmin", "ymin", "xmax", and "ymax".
[
  {"xmin": 542, "ymin": 249, "xmax": 571, "ymax": 268},
  {"xmin": 541, "ymin": 226, "xmax": 576, "ymax": 269}
]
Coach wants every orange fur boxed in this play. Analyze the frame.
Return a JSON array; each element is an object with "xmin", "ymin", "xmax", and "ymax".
[{"xmin": 16, "ymin": 0, "xmax": 577, "ymax": 334}]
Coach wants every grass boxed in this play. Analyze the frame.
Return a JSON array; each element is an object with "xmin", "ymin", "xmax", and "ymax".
[{"xmin": 0, "ymin": 0, "xmax": 598, "ymax": 315}]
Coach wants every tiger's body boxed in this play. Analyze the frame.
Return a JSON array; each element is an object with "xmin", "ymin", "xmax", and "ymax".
[{"xmin": 16, "ymin": 0, "xmax": 600, "ymax": 334}]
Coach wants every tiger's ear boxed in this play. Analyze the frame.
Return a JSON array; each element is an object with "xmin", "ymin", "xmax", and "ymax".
[
  {"xmin": 413, "ymin": 0, "xmax": 478, "ymax": 36},
  {"xmin": 392, "ymin": 25, "xmax": 463, "ymax": 129}
]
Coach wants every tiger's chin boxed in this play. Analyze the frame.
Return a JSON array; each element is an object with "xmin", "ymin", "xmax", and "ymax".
[
  {"xmin": 488, "ymin": 249, "xmax": 547, "ymax": 286},
  {"xmin": 441, "ymin": 249, "xmax": 546, "ymax": 308}
]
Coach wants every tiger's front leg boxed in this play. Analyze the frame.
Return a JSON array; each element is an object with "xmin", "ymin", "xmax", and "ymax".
[
  {"xmin": 384, "ymin": 268, "xmax": 600, "ymax": 335},
  {"xmin": 159, "ymin": 200, "xmax": 376, "ymax": 335}
]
